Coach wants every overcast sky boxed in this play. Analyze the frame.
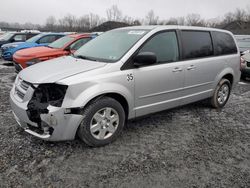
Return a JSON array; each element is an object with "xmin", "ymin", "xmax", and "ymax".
[{"xmin": 0, "ymin": 0, "xmax": 250, "ymax": 24}]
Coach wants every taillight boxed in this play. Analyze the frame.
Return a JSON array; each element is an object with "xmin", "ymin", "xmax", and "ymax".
[{"xmin": 240, "ymin": 57, "xmax": 246, "ymax": 70}]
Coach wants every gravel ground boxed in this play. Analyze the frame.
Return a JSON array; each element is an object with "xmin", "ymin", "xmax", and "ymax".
[{"xmin": 0, "ymin": 59, "xmax": 250, "ymax": 188}]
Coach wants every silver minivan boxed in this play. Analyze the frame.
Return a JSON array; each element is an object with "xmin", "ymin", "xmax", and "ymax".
[{"xmin": 10, "ymin": 26, "xmax": 241, "ymax": 146}]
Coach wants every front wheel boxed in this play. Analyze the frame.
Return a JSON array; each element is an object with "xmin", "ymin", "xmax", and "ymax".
[
  {"xmin": 210, "ymin": 78, "xmax": 231, "ymax": 108},
  {"xmin": 77, "ymin": 97, "xmax": 125, "ymax": 147}
]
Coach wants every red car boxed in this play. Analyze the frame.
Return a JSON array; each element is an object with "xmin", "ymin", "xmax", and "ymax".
[{"xmin": 13, "ymin": 33, "xmax": 97, "ymax": 72}]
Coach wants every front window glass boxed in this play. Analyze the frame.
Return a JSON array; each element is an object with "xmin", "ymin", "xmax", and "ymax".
[
  {"xmin": 38, "ymin": 35, "xmax": 57, "ymax": 44},
  {"xmin": 74, "ymin": 29, "xmax": 149, "ymax": 62},
  {"xmin": 48, "ymin": 36, "xmax": 74, "ymax": 49},
  {"xmin": 139, "ymin": 31, "xmax": 179, "ymax": 63},
  {"xmin": 0, "ymin": 33, "xmax": 14, "ymax": 41},
  {"xmin": 26, "ymin": 34, "xmax": 43, "ymax": 43}
]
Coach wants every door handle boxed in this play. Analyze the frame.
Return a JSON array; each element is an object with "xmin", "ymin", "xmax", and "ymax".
[
  {"xmin": 187, "ymin": 65, "xmax": 196, "ymax": 70},
  {"xmin": 172, "ymin": 67, "xmax": 183, "ymax": 72}
]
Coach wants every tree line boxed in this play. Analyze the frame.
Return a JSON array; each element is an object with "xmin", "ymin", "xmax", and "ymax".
[{"xmin": 0, "ymin": 5, "xmax": 250, "ymax": 32}]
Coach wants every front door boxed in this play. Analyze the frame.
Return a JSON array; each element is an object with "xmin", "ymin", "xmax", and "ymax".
[{"xmin": 133, "ymin": 31, "xmax": 185, "ymax": 117}]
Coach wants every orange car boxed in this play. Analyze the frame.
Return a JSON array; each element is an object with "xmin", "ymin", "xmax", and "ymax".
[{"xmin": 13, "ymin": 33, "xmax": 97, "ymax": 72}]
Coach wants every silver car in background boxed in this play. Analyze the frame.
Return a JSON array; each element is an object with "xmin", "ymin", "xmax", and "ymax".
[
  {"xmin": 235, "ymin": 35, "xmax": 250, "ymax": 54},
  {"xmin": 235, "ymin": 35, "xmax": 250, "ymax": 79},
  {"xmin": 10, "ymin": 26, "xmax": 241, "ymax": 147}
]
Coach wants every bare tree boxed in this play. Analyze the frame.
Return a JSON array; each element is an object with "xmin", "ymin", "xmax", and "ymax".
[
  {"xmin": 145, "ymin": 10, "xmax": 159, "ymax": 25},
  {"xmin": 60, "ymin": 14, "xmax": 77, "ymax": 31},
  {"xmin": 234, "ymin": 8, "xmax": 247, "ymax": 21},
  {"xmin": 77, "ymin": 15, "xmax": 90, "ymax": 31},
  {"xmin": 246, "ymin": 7, "xmax": 250, "ymax": 21},
  {"xmin": 177, "ymin": 17, "xmax": 185, "ymax": 25},
  {"xmin": 223, "ymin": 12, "xmax": 236, "ymax": 24},
  {"xmin": 205, "ymin": 17, "xmax": 221, "ymax": 28},
  {"xmin": 23, "ymin": 22, "xmax": 37, "ymax": 29},
  {"xmin": 122, "ymin": 16, "xmax": 134, "ymax": 25},
  {"xmin": 106, "ymin": 5, "xmax": 122, "ymax": 21},
  {"xmin": 170, "ymin": 18, "xmax": 179, "ymax": 25},
  {"xmin": 186, "ymin": 14, "xmax": 204, "ymax": 26},
  {"xmin": 45, "ymin": 16, "xmax": 57, "ymax": 31},
  {"xmin": 1, "ymin": 7, "xmax": 250, "ymax": 33},
  {"xmin": 89, "ymin": 13, "xmax": 101, "ymax": 29}
]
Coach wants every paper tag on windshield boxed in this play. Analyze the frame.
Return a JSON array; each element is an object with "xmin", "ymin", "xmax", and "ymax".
[{"xmin": 128, "ymin": 31, "xmax": 145, "ymax": 35}]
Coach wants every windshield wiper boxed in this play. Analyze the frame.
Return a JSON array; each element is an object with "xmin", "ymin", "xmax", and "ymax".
[{"xmin": 74, "ymin": 55, "xmax": 97, "ymax": 61}]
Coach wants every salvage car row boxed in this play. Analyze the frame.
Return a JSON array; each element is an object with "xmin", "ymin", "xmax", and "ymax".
[
  {"xmin": 0, "ymin": 31, "xmax": 99, "ymax": 72},
  {"xmin": 235, "ymin": 35, "xmax": 250, "ymax": 79}
]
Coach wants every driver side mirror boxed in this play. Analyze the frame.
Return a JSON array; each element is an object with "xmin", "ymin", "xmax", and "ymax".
[{"xmin": 134, "ymin": 52, "xmax": 157, "ymax": 67}]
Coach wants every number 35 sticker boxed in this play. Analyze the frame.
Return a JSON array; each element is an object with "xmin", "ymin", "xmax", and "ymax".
[{"xmin": 127, "ymin": 73, "xmax": 133, "ymax": 81}]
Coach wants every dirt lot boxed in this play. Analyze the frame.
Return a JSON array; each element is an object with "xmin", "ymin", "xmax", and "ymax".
[{"xmin": 0, "ymin": 59, "xmax": 250, "ymax": 188}]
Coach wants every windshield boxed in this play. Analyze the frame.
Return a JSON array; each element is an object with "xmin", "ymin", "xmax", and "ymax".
[
  {"xmin": 48, "ymin": 36, "xmax": 73, "ymax": 49},
  {"xmin": 236, "ymin": 36, "xmax": 250, "ymax": 48},
  {"xmin": 0, "ymin": 33, "xmax": 14, "ymax": 41},
  {"xmin": 26, "ymin": 34, "xmax": 43, "ymax": 43},
  {"xmin": 74, "ymin": 29, "xmax": 149, "ymax": 62}
]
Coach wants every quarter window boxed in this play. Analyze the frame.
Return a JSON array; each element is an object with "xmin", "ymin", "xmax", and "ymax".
[
  {"xmin": 213, "ymin": 31, "xmax": 237, "ymax": 55},
  {"xmin": 181, "ymin": 31, "xmax": 213, "ymax": 59},
  {"xmin": 139, "ymin": 31, "xmax": 179, "ymax": 63}
]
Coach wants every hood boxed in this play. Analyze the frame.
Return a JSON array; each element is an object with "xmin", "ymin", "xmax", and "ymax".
[
  {"xmin": 15, "ymin": 46, "xmax": 62, "ymax": 58},
  {"xmin": 14, "ymin": 42, "xmax": 39, "ymax": 50},
  {"xmin": 1, "ymin": 42, "xmax": 24, "ymax": 48},
  {"xmin": 19, "ymin": 56, "xmax": 107, "ymax": 84}
]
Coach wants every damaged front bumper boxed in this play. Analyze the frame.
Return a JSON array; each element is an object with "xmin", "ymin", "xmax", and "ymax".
[{"xmin": 9, "ymin": 80, "xmax": 84, "ymax": 141}]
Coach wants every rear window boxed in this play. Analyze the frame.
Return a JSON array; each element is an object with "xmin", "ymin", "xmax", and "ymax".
[
  {"xmin": 181, "ymin": 31, "xmax": 213, "ymax": 59},
  {"xmin": 213, "ymin": 31, "xmax": 237, "ymax": 55}
]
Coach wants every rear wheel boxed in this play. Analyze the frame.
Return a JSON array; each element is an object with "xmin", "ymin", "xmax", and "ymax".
[
  {"xmin": 210, "ymin": 78, "xmax": 231, "ymax": 108},
  {"xmin": 77, "ymin": 97, "xmax": 125, "ymax": 147}
]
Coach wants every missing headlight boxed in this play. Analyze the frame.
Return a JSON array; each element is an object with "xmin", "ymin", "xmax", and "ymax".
[{"xmin": 27, "ymin": 83, "xmax": 68, "ymax": 124}]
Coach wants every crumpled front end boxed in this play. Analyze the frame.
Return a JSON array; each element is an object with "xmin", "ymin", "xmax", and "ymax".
[{"xmin": 10, "ymin": 76, "xmax": 84, "ymax": 141}]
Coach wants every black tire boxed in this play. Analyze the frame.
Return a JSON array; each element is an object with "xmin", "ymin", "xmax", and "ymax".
[
  {"xmin": 210, "ymin": 78, "xmax": 231, "ymax": 108},
  {"xmin": 77, "ymin": 97, "xmax": 125, "ymax": 147}
]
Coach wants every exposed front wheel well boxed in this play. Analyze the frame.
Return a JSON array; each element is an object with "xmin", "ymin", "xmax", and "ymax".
[
  {"xmin": 84, "ymin": 93, "xmax": 129, "ymax": 119},
  {"xmin": 222, "ymin": 74, "xmax": 233, "ymax": 85}
]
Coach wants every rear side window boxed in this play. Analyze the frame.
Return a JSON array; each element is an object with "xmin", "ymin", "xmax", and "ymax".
[
  {"xmin": 13, "ymin": 34, "xmax": 26, "ymax": 41},
  {"xmin": 139, "ymin": 31, "xmax": 179, "ymax": 63},
  {"xmin": 213, "ymin": 31, "xmax": 237, "ymax": 55},
  {"xmin": 181, "ymin": 31, "xmax": 213, "ymax": 59}
]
